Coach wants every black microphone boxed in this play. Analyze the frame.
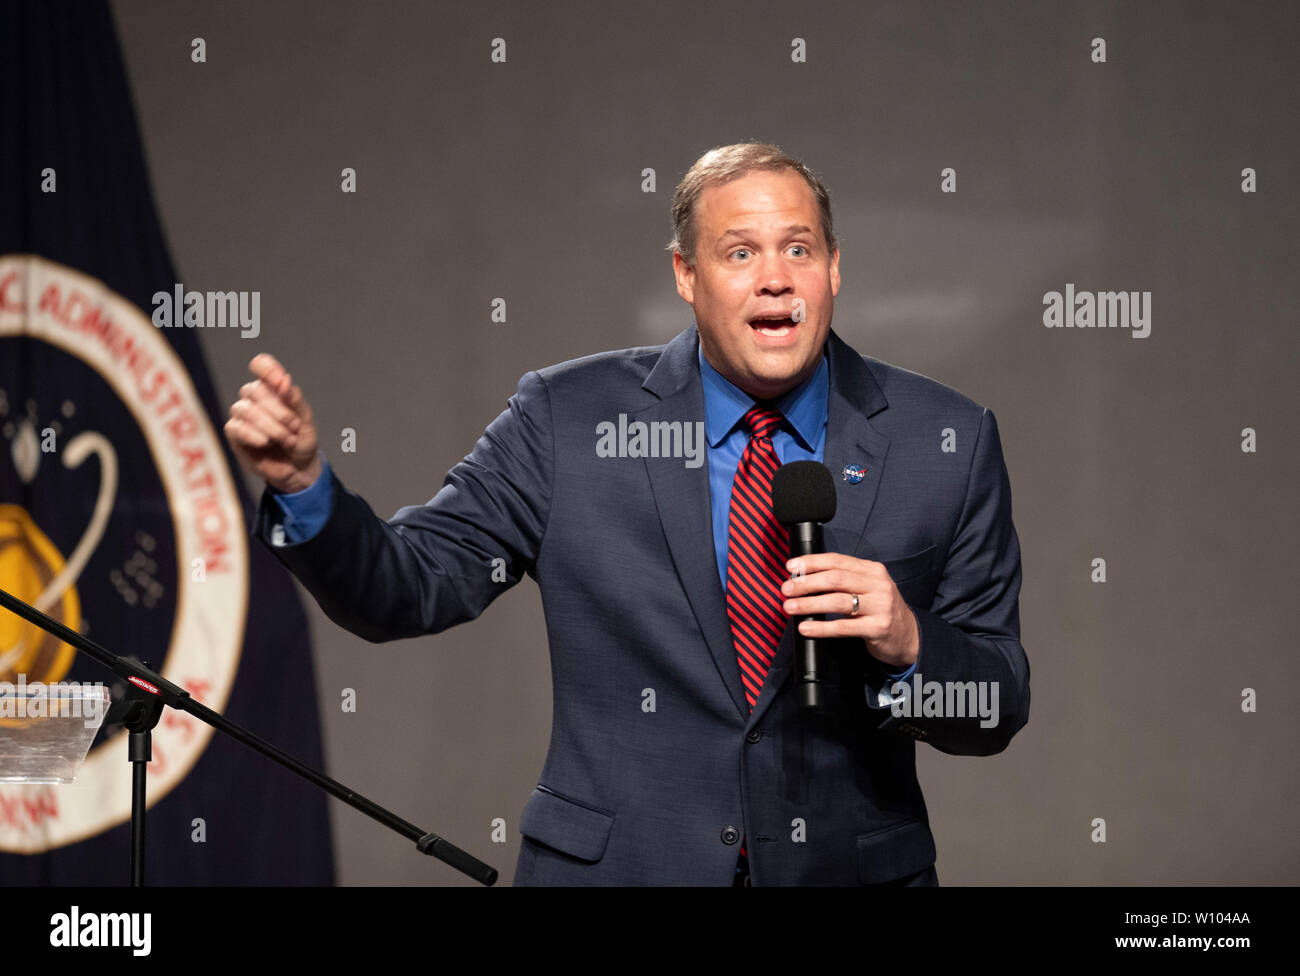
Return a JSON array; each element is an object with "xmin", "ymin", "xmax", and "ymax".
[{"xmin": 771, "ymin": 461, "xmax": 837, "ymax": 711}]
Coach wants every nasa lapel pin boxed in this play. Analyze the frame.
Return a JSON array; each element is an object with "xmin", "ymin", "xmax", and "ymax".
[{"xmin": 842, "ymin": 463, "xmax": 866, "ymax": 484}]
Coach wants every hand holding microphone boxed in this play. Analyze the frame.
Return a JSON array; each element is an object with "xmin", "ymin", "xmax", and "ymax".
[{"xmin": 773, "ymin": 461, "xmax": 921, "ymax": 709}]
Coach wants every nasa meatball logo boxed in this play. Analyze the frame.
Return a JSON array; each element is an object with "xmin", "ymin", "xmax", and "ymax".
[{"xmin": 0, "ymin": 254, "xmax": 247, "ymax": 851}]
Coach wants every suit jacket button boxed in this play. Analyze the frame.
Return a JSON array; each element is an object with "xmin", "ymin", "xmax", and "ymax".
[
  {"xmin": 721, "ymin": 826, "xmax": 740, "ymax": 845},
  {"xmin": 746, "ymin": 729, "xmax": 762, "ymax": 744}
]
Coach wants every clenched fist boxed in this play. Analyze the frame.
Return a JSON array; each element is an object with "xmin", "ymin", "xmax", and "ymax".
[{"xmin": 224, "ymin": 353, "xmax": 323, "ymax": 494}]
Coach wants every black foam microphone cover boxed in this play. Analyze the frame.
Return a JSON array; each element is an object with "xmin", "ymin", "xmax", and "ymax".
[{"xmin": 772, "ymin": 460, "xmax": 837, "ymax": 527}]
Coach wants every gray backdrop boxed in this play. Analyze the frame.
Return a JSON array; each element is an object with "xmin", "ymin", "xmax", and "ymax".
[{"xmin": 111, "ymin": 0, "xmax": 1298, "ymax": 884}]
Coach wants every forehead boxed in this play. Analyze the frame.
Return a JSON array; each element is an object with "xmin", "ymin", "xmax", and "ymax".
[{"xmin": 695, "ymin": 168, "xmax": 818, "ymax": 232}]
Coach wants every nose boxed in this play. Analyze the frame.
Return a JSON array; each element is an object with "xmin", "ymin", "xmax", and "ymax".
[{"xmin": 756, "ymin": 252, "xmax": 794, "ymax": 296}]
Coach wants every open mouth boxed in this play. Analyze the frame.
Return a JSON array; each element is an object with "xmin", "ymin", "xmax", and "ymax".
[{"xmin": 748, "ymin": 315, "xmax": 798, "ymax": 337}]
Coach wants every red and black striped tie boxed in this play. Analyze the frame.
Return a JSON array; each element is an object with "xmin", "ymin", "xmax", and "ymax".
[{"xmin": 725, "ymin": 405, "xmax": 788, "ymax": 710}]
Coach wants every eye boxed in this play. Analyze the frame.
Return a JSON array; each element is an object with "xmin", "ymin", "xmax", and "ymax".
[
  {"xmin": 730, "ymin": 249, "xmax": 750, "ymax": 261},
  {"xmin": 789, "ymin": 245, "xmax": 809, "ymax": 257}
]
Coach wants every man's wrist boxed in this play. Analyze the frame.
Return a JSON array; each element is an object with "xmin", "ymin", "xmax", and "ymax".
[
  {"xmin": 269, "ymin": 452, "xmax": 325, "ymax": 495},
  {"xmin": 863, "ymin": 606, "xmax": 921, "ymax": 671}
]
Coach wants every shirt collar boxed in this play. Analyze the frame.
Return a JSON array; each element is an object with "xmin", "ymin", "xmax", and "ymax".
[{"xmin": 697, "ymin": 340, "xmax": 828, "ymax": 451}]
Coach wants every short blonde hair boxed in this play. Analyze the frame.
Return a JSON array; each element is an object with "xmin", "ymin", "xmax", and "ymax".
[{"xmin": 666, "ymin": 142, "xmax": 837, "ymax": 266}]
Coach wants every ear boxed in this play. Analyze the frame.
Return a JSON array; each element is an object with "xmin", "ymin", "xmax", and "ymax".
[
  {"xmin": 673, "ymin": 251, "xmax": 696, "ymax": 304},
  {"xmin": 829, "ymin": 246, "xmax": 841, "ymax": 297}
]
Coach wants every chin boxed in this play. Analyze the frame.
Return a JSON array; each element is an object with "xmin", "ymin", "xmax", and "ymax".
[{"xmin": 745, "ymin": 368, "xmax": 804, "ymax": 399}]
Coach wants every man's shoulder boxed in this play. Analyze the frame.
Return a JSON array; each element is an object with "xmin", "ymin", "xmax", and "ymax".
[
  {"xmin": 858, "ymin": 353, "xmax": 989, "ymax": 420},
  {"xmin": 531, "ymin": 339, "xmax": 668, "ymax": 388}
]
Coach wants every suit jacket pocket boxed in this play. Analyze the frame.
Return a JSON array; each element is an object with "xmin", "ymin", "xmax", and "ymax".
[
  {"xmin": 520, "ymin": 785, "xmax": 615, "ymax": 863},
  {"xmin": 857, "ymin": 817, "xmax": 936, "ymax": 884},
  {"xmin": 881, "ymin": 544, "xmax": 938, "ymax": 585}
]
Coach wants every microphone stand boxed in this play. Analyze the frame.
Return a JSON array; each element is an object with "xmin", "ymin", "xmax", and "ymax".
[{"xmin": 0, "ymin": 585, "xmax": 497, "ymax": 886}]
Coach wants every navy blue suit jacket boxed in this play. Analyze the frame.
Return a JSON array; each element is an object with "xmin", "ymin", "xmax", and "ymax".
[{"xmin": 252, "ymin": 324, "xmax": 1029, "ymax": 885}]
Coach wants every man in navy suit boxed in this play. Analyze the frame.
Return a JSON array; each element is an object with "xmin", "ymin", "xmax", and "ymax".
[{"xmin": 224, "ymin": 142, "xmax": 1029, "ymax": 885}]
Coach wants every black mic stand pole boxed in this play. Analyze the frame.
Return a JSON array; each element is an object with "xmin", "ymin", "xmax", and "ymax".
[{"xmin": 0, "ymin": 585, "xmax": 497, "ymax": 887}]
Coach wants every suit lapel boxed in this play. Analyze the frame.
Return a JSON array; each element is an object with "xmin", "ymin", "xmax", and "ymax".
[
  {"xmin": 821, "ymin": 330, "xmax": 891, "ymax": 563},
  {"xmin": 640, "ymin": 326, "xmax": 751, "ymax": 720}
]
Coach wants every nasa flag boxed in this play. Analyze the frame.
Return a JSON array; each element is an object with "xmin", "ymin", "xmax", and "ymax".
[{"xmin": 0, "ymin": 0, "xmax": 334, "ymax": 882}]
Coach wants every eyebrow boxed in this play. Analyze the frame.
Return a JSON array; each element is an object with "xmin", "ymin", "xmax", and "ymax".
[{"xmin": 718, "ymin": 224, "xmax": 816, "ymax": 242}]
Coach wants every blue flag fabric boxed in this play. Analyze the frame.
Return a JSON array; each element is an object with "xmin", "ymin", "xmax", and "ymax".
[{"xmin": 0, "ymin": 0, "xmax": 334, "ymax": 884}]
